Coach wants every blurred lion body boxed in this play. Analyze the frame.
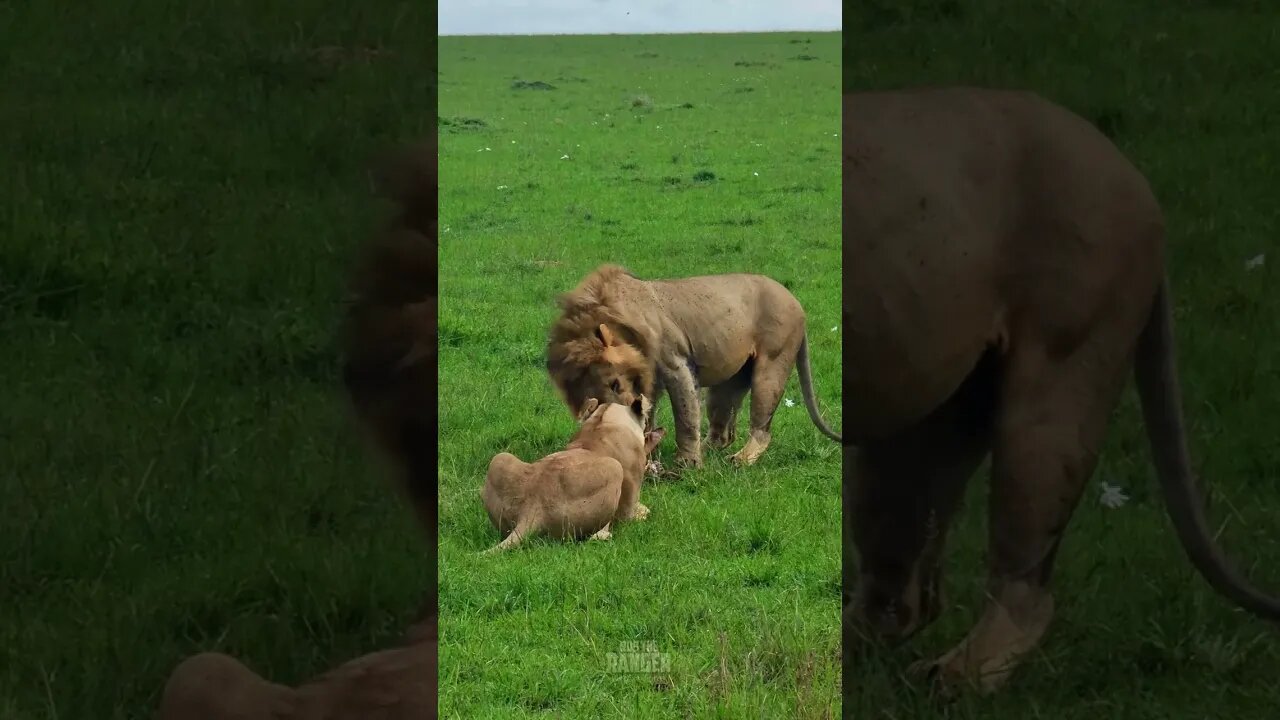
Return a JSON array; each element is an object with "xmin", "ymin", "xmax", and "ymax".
[
  {"xmin": 158, "ymin": 616, "xmax": 436, "ymax": 720},
  {"xmin": 158, "ymin": 140, "xmax": 439, "ymax": 719},
  {"xmin": 842, "ymin": 86, "xmax": 1280, "ymax": 694},
  {"xmin": 340, "ymin": 138, "xmax": 439, "ymax": 542}
]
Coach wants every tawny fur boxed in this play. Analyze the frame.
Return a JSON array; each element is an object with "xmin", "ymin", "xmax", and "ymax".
[
  {"xmin": 546, "ymin": 264, "xmax": 841, "ymax": 468},
  {"xmin": 158, "ymin": 141, "xmax": 439, "ymax": 718},
  {"xmin": 481, "ymin": 396, "xmax": 665, "ymax": 552},
  {"xmin": 157, "ymin": 616, "xmax": 436, "ymax": 720},
  {"xmin": 842, "ymin": 86, "xmax": 1280, "ymax": 695}
]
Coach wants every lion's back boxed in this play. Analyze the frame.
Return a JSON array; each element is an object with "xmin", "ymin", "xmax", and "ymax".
[{"xmin": 648, "ymin": 272, "xmax": 806, "ymax": 355}]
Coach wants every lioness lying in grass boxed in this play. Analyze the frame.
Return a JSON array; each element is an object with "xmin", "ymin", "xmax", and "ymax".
[
  {"xmin": 481, "ymin": 396, "xmax": 665, "ymax": 552},
  {"xmin": 158, "ymin": 614, "xmax": 435, "ymax": 720}
]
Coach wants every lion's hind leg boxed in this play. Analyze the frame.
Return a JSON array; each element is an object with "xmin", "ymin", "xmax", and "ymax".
[
  {"xmin": 849, "ymin": 357, "xmax": 995, "ymax": 648},
  {"xmin": 483, "ymin": 452, "xmax": 530, "ymax": 535},
  {"xmin": 707, "ymin": 361, "xmax": 752, "ymax": 450},
  {"xmin": 729, "ymin": 342, "xmax": 800, "ymax": 466},
  {"xmin": 923, "ymin": 326, "xmax": 1138, "ymax": 694},
  {"xmin": 482, "ymin": 514, "xmax": 538, "ymax": 554}
]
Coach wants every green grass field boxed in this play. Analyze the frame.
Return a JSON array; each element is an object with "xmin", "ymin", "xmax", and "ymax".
[
  {"xmin": 1, "ymin": 3, "xmax": 432, "ymax": 717},
  {"xmin": 845, "ymin": 2, "xmax": 1280, "ymax": 718},
  {"xmin": 8, "ymin": 1, "xmax": 1278, "ymax": 717},
  {"xmin": 437, "ymin": 33, "xmax": 841, "ymax": 718}
]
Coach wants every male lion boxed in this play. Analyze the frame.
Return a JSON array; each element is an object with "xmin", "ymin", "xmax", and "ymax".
[
  {"xmin": 842, "ymin": 87, "xmax": 1280, "ymax": 694},
  {"xmin": 546, "ymin": 265, "xmax": 841, "ymax": 468},
  {"xmin": 481, "ymin": 396, "xmax": 665, "ymax": 552},
  {"xmin": 157, "ymin": 141, "xmax": 439, "ymax": 718}
]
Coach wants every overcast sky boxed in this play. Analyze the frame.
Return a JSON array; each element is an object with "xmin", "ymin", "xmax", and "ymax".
[{"xmin": 439, "ymin": 0, "xmax": 841, "ymax": 36}]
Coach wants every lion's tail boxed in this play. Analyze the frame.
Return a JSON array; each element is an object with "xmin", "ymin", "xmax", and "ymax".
[
  {"xmin": 1135, "ymin": 274, "xmax": 1280, "ymax": 620},
  {"xmin": 796, "ymin": 334, "xmax": 842, "ymax": 443},
  {"xmin": 482, "ymin": 515, "xmax": 536, "ymax": 555},
  {"xmin": 339, "ymin": 139, "xmax": 438, "ymax": 543}
]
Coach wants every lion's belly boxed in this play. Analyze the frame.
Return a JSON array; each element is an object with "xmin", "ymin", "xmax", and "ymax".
[
  {"xmin": 647, "ymin": 277, "xmax": 771, "ymax": 387},
  {"xmin": 844, "ymin": 185, "xmax": 1003, "ymax": 439},
  {"xmin": 843, "ymin": 89, "xmax": 1166, "ymax": 442},
  {"xmin": 664, "ymin": 303, "xmax": 758, "ymax": 386},
  {"xmin": 691, "ymin": 339, "xmax": 753, "ymax": 386},
  {"xmin": 842, "ymin": 90, "xmax": 1020, "ymax": 440}
]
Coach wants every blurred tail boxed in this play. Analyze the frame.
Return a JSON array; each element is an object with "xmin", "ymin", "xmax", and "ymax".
[
  {"xmin": 483, "ymin": 515, "xmax": 536, "ymax": 554},
  {"xmin": 1135, "ymin": 275, "xmax": 1280, "ymax": 619}
]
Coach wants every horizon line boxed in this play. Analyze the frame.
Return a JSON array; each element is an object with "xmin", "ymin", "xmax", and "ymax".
[{"xmin": 438, "ymin": 28, "xmax": 841, "ymax": 38}]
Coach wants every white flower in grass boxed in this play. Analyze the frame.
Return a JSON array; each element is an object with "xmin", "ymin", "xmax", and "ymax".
[
  {"xmin": 784, "ymin": 398, "xmax": 795, "ymax": 408},
  {"xmin": 1245, "ymin": 254, "xmax": 1265, "ymax": 270},
  {"xmin": 1099, "ymin": 482, "xmax": 1129, "ymax": 509}
]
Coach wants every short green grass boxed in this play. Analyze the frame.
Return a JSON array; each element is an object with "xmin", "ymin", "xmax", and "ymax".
[
  {"xmin": 845, "ymin": 1, "xmax": 1280, "ymax": 718},
  {"xmin": 437, "ymin": 33, "xmax": 842, "ymax": 718},
  {"xmin": 1, "ymin": 3, "xmax": 432, "ymax": 718}
]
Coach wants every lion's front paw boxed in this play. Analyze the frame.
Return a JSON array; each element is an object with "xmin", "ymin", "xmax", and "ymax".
[
  {"xmin": 674, "ymin": 451, "xmax": 703, "ymax": 468},
  {"xmin": 632, "ymin": 503, "xmax": 650, "ymax": 521}
]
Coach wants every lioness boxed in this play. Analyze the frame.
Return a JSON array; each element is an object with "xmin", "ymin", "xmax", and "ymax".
[
  {"xmin": 482, "ymin": 395, "xmax": 664, "ymax": 552},
  {"xmin": 546, "ymin": 266, "xmax": 841, "ymax": 468},
  {"xmin": 842, "ymin": 87, "xmax": 1280, "ymax": 694},
  {"xmin": 158, "ymin": 615, "xmax": 435, "ymax": 720}
]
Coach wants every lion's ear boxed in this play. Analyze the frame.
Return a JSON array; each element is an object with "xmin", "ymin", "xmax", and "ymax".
[
  {"xmin": 577, "ymin": 397, "xmax": 600, "ymax": 422},
  {"xmin": 595, "ymin": 323, "xmax": 617, "ymax": 347}
]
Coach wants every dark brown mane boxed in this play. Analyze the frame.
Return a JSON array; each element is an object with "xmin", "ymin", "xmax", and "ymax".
[
  {"xmin": 555, "ymin": 263, "xmax": 634, "ymax": 312},
  {"xmin": 547, "ymin": 264, "xmax": 649, "ymax": 357},
  {"xmin": 545, "ymin": 264, "xmax": 655, "ymax": 406},
  {"xmin": 339, "ymin": 138, "xmax": 437, "ymax": 618}
]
